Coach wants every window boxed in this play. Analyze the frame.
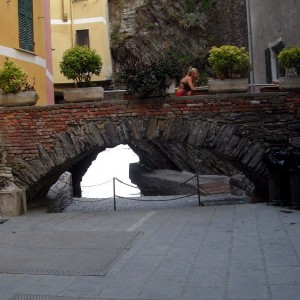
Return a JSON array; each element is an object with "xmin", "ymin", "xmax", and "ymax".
[
  {"xmin": 265, "ymin": 39, "xmax": 285, "ymax": 83},
  {"xmin": 18, "ymin": 0, "xmax": 34, "ymax": 52},
  {"xmin": 76, "ymin": 30, "xmax": 90, "ymax": 47}
]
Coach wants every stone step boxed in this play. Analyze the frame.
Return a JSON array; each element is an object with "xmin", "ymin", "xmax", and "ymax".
[{"xmin": 199, "ymin": 179, "xmax": 231, "ymax": 195}]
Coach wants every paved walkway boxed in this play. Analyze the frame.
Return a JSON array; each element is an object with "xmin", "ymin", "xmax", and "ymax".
[{"xmin": 0, "ymin": 203, "xmax": 299, "ymax": 300}]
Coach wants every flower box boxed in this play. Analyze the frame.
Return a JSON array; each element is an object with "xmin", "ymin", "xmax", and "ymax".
[
  {"xmin": 63, "ymin": 86, "xmax": 104, "ymax": 103},
  {"xmin": 0, "ymin": 91, "xmax": 38, "ymax": 107},
  {"xmin": 208, "ymin": 78, "xmax": 249, "ymax": 93},
  {"xmin": 278, "ymin": 77, "xmax": 300, "ymax": 91}
]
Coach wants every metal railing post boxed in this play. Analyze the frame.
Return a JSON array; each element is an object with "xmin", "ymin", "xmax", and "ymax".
[
  {"xmin": 113, "ymin": 177, "xmax": 116, "ymax": 211},
  {"xmin": 196, "ymin": 174, "xmax": 203, "ymax": 206}
]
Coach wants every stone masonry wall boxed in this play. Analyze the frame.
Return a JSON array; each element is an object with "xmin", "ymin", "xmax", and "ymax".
[
  {"xmin": 207, "ymin": 0, "xmax": 248, "ymax": 47},
  {"xmin": 1, "ymin": 92, "xmax": 300, "ymax": 200}
]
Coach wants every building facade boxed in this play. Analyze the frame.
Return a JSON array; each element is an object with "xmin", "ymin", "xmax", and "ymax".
[
  {"xmin": 247, "ymin": 0, "xmax": 300, "ymax": 86},
  {"xmin": 0, "ymin": 0, "xmax": 54, "ymax": 105},
  {"xmin": 50, "ymin": 0, "xmax": 112, "ymax": 87}
]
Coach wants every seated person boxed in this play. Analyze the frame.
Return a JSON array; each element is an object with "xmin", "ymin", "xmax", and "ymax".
[{"xmin": 176, "ymin": 67, "xmax": 199, "ymax": 96}]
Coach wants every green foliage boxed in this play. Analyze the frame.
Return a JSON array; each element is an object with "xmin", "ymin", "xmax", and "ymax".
[
  {"xmin": 186, "ymin": 0, "xmax": 196, "ymax": 13},
  {"xmin": 202, "ymin": 0, "xmax": 214, "ymax": 13},
  {"xmin": 208, "ymin": 45, "xmax": 250, "ymax": 79},
  {"xmin": 163, "ymin": 1, "xmax": 200, "ymax": 29},
  {"xmin": 110, "ymin": 22, "xmax": 125, "ymax": 47},
  {"xmin": 183, "ymin": 13, "xmax": 199, "ymax": 29},
  {"xmin": 166, "ymin": 11, "xmax": 181, "ymax": 23},
  {"xmin": 115, "ymin": 57, "xmax": 183, "ymax": 98},
  {"xmin": 169, "ymin": 41, "xmax": 210, "ymax": 85},
  {"xmin": 59, "ymin": 46, "xmax": 103, "ymax": 87},
  {"xmin": 147, "ymin": 23, "xmax": 156, "ymax": 30},
  {"xmin": 278, "ymin": 46, "xmax": 300, "ymax": 76},
  {"xmin": 0, "ymin": 58, "xmax": 35, "ymax": 94}
]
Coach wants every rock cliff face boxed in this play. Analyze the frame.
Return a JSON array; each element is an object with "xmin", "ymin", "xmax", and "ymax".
[{"xmin": 108, "ymin": 0, "xmax": 248, "ymax": 71}]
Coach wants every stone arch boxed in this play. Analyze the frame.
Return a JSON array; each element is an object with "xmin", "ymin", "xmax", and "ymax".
[{"xmin": 14, "ymin": 115, "xmax": 268, "ymax": 203}]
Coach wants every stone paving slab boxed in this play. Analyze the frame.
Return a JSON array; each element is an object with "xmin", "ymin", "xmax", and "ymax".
[
  {"xmin": 10, "ymin": 296, "xmax": 157, "ymax": 300},
  {"xmin": 0, "ymin": 231, "xmax": 140, "ymax": 276},
  {"xmin": 65, "ymin": 193, "xmax": 249, "ymax": 213},
  {"xmin": 0, "ymin": 203, "xmax": 299, "ymax": 300}
]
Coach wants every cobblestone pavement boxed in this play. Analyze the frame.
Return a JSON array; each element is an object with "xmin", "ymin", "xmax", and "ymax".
[{"xmin": 0, "ymin": 201, "xmax": 299, "ymax": 300}]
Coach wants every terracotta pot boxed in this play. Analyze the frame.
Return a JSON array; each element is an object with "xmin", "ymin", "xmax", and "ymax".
[
  {"xmin": 0, "ymin": 91, "xmax": 38, "ymax": 107},
  {"xmin": 278, "ymin": 77, "xmax": 300, "ymax": 91},
  {"xmin": 208, "ymin": 78, "xmax": 249, "ymax": 93},
  {"xmin": 63, "ymin": 86, "xmax": 104, "ymax": 103}
]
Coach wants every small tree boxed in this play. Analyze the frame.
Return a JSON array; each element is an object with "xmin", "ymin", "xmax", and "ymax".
[
  {"xmin": 59, "ymin": 46, "xmax": 103, "ymax": 87},
  {"xmin": 278, "ymin": 46, "xmax": 300, "ymax": 77},
  {"xmin": 208, "ymin": 45, "xmax": 250, "ymax": 79},
  {"xmin": 0, "ymin": 58, "xmax": 35, "ymax": 94}
]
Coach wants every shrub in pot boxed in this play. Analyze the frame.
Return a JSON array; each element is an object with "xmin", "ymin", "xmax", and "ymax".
[
  {"xmin": 277, "ymin": 46, "xmax": 300, "ymax": 90},
  {"xmin": 207, "ymin": 45, "xmax": 250, "ymax": 93},
  {"xmin": 115, "ymin": 57, "xmax": 183, "ymax": 99},
  {"xmin": 59, "ymin": 46, "xmax": 104, "ymax": 102},
  {"xmin": 0, "ymin": 58, "xmax": 38, "ymax": 107}
]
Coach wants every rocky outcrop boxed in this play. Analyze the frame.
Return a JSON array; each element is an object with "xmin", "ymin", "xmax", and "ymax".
[
  {"xmin": 229, "ymin": 173, "xmax": 254, "ymax": 197},
  {"xmin": 129, "ymin": 163, "xmax": 252, "ymax": 197},
  {"xmin": 108, "ymin": 0, "xmax": 248, "ymax": 71},
  {"xmin": 129, "ymin": 164, "xmax": 199, "ymax": 195},
  {"xmin": 46, "ymin": 172, "xmax": 74, "ymax": 213}
]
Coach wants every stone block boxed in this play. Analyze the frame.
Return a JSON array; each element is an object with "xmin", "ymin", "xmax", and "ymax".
[{"xmin": 0, "ymin": 189, "xmax": 27, "ymax": 217}]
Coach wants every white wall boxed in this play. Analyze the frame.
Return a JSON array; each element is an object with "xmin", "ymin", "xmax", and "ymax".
[{"xmin": 249, "ymin": 0, "xmax": 300, "ymax": 85}]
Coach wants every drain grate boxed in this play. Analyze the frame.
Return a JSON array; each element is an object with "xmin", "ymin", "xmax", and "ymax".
[
  {"xmin": 10, "ymin": 295, "xmax": 160, "ymax": 300},
  {"xmin": 0, "ymin": 231, "xmax": 140, "ymax": 276}
]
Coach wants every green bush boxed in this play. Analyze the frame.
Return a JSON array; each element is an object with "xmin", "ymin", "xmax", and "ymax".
[
  {"xmin": 59, "ymin": 46, "xmax": 103, "ymax": 87},
  {"xmin": 0, "ymin": 58, "xmax": 35, "ymax": 94},
  {"xmin": 208, "ymin": 45, "xmax": 250, "ymax": 79},
  {"xmin": 278, "ymin": 46, "xmax": 300, "ymax": 76},
  {"xmin": 116, "ymin": 57, "xmax": 183, "ymax": 98}
]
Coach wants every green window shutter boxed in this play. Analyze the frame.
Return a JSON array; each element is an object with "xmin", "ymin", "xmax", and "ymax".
[{"xmin": 18, "ymin": 0, "xmax": 34, "ymax": 52}]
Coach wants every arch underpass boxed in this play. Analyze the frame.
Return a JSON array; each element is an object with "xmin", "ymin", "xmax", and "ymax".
[{"xmin": 1, "ymin": 92, "xmax": 300, "ymax": 210}]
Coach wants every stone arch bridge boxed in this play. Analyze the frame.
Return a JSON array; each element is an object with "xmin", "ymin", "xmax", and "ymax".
[{"xmin": 1, "ymin": 92, "xmax": 300, "ymax": 211}]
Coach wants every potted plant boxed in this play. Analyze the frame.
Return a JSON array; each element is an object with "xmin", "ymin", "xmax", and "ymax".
[
  {"xmin": 207, "ymin": 45, "xmax": 250, "ymax": 93},
  {"xmin": 115, "ymin": 56, "xmax": 182, "ymax": 99},
  {"xmin": 0, "ymin": 58, "xmax": 38, "ymax": 107},
  {"xmin": 59, "ymin": 46, "xmax": 104, "ymax": 102},
  {"xmin": 277, "ymin": 46, "xmax": 300, "ymax": 90}
]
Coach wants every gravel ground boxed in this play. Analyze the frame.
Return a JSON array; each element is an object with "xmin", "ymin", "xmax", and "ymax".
[{"xmin": 63, "ymin": 193, "xmax": 250, "ymax": 212}]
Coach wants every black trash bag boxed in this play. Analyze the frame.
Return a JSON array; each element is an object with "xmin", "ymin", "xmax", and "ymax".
[
  {"xmin": 287, "ymin": 151, "xmax": 300, "ymax": 171},
  {"xmin": 263, "ymin": 150, "xmax": 289, "ymax": 170}
]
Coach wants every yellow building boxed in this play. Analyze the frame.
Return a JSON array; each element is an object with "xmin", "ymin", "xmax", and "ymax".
[
  {"xmin": 50, "ymin": 0, "xmax": 112, "ymax": 87},
  {"xmin": 0, "ymin": 0, "xmax": 54, "ymax": 105}
]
